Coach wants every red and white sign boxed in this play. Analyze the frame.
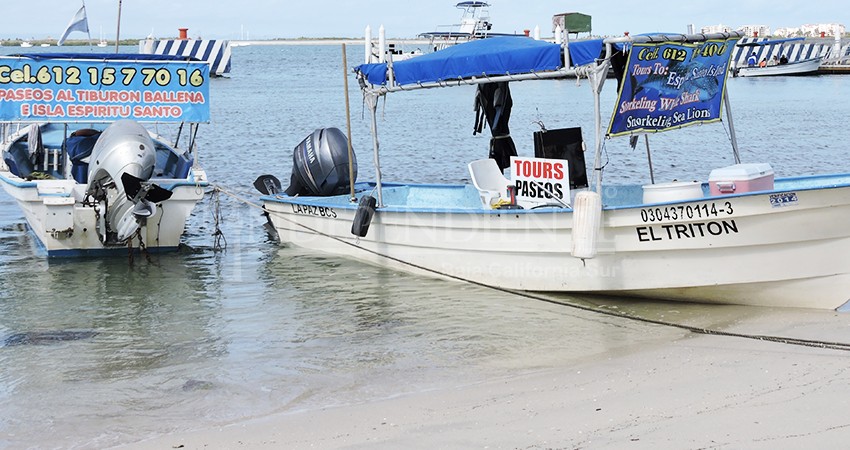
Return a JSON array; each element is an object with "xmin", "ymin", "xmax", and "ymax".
[{"xmin": 509, "ymin": 156, "xmax": 570, "ymax": 208}]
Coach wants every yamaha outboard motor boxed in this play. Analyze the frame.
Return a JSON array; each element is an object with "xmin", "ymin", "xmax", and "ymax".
[{"xmin": 285, "ymin": 127, "xmax": 356, "ymax": 196}]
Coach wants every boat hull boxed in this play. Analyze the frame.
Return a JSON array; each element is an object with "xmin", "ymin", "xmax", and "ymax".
[
  {"xmin": 262, "ymin": 179, "xmax": 850, "ymax": 309},
  {"xmin": 0, "ymin": 172, "xmax": 206, "ymax": 257},
  {"xmin": 0, "ymin": 122, "xmax": 207, "ymax": 257},
  {"xmin": 736, "ymin": 58, "xmax": 822, "ymax": 77}
]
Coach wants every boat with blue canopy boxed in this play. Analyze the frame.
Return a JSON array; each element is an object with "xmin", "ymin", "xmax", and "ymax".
[
  {"xmin": 0, "ymin": 53, "xmax": 210, "ymax": 257},
  {"xmin": 257, "ymin": 32, "xmax": 850, "ymax": 310}
]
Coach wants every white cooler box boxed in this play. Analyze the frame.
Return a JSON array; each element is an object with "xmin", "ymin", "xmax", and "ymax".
[
  {"xmin": 709, "ymin": 163, "xmax": 774, "ymax": 196},
  {"xmin": 642, "ymin": 181, "xmax": 703, "ymax": 204}
]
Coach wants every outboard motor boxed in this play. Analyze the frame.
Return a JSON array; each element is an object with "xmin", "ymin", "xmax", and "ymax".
[
  {"xmin": 285, "ymin": 127, "xmax": 356, "ymax": 196},
  {"xmin": 85, "ymin": 120, "xmax": 172, "ymax": 244}
]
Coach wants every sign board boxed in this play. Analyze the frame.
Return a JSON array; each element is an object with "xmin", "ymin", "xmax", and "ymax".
[
  {"xmin": 510, "ymin": 156, "xmax": 570, "ymax": 208},
  {"xmin": 607, "ymin": 39, "xmax": 736, "ymax": 137},
  {"xmin": 0, "ymin": 55, "xmax": 210, "ymax": 123}
]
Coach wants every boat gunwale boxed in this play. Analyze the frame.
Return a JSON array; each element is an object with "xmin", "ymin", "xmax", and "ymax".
[
  {"xmin": 260, "ymin": 172, "xmax": 850, "ymax": 213},
  {"xmin": 0, "ymin": 171, "xmax": 209, "ymax": 191}
]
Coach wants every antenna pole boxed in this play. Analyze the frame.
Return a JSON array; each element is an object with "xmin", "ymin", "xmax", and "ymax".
[{"xmin": 114, "ymin": 0, "xmax": 122, "ymax": 53}]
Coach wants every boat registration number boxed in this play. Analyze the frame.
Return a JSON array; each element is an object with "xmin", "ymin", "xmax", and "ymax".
[
  {"xmin": 639, "ymin": 201, "xmax": 733, "ymax": 223},
  {"xmin": 290, "ymin": 204, "xmax": 338, "ymax": 218}
]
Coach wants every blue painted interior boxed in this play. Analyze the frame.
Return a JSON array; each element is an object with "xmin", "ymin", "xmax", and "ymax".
[{"xmin": 2, "ymin": 123, "xmax": 194, "ymax": 183}]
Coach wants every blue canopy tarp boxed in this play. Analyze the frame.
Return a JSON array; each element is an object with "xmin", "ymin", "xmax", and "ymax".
[
  {"xmin": 568, "ymin": 39, "xmax": 603, "ymax": 67},
  {"xmin": 357, "ymin": 37, "xmax": 602, "ymax": 86}
]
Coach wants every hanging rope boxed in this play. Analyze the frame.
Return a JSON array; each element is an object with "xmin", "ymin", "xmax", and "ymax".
[{"xmin": 211, "ymin": 187, "xmax": 227, "ymax": 251}]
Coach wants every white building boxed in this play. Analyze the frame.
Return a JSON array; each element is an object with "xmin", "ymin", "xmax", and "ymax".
[
  {"xmin": 737, "ymin": 24, "xmax": 771, "ymax": 38},
  {"xmin": 700, "ymin": 22, "xmax": 844, "ymax": 38},
  {"xmin": 765, "ymin": 23, "xmax": 844, "ymax": 37},
  {"xmin": 700, "ymin": 24, "xmax": 732, "ymax": 34}
]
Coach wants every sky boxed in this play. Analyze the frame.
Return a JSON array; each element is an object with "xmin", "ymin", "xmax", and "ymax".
[{"xmin": 1, "ymin": 1, "xmax": 847, "ymax": 41}]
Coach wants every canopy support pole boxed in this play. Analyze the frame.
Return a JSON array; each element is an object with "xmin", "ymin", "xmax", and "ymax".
[
  {"xmin": 342, "ymin": 44, "xmax": 356, "ymax": 202},
  {"xmin": 645, "ymin": 135, "xmax": 655, "ymax": 184},
  {"xmin": 723, "ymin": 93, "xmax": 741, "ymax": 164},
  {"xmin": 366, "ymin": 93, "xmax": 384, "ymax": 207},
  {"xmin": 589, "ymin": 60, "xmax": 610, "ymax": 194},
  {"xmin": 190, "ymin": 123, "xmax": 200, "ymax": 168}
]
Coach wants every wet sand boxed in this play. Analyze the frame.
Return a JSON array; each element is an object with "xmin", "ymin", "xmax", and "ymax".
[{"xmin": 119, "ymin": 306, "xmax": 850, "ymax": 449}]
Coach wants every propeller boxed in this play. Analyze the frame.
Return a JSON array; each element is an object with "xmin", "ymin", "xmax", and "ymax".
[{"xmin": 121, "ymin": 173, "xmax": 174, "ymax": 218}]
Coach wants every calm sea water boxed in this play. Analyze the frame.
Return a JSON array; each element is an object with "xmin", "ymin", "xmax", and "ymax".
[{"xmin": 1, "ymin": 44, "xmax": 850, "ymax": 448}]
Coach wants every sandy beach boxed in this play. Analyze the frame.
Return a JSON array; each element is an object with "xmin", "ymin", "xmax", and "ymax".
[{"xmin": 119, "ymin": 304, "xmax": 850, "ymax": 449}]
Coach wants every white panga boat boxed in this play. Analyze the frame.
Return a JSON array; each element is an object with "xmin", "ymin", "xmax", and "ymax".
[
  {"xmin": 734, "ymin": 38, "xmax": 822, "ymax": 77},
  {"xmin": 0, "ymin": 53, "xmax": 210, "ymax": 257},
  {"xmin": 736, "ymin": 57, "xmax": 822, "ymax": 77},
  {"xmin": 257, "ymin": 32, "xmax": 850, "ymax": 310}
]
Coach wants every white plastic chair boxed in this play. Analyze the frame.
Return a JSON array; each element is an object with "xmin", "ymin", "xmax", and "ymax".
[{"xmin": 468, "ymin": 158, "xmax": 511, "ymax": 208}]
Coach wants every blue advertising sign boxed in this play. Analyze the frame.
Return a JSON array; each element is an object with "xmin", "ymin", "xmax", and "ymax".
[
  {"xmin": 0, "ymin": 55, "xmax": 210, "ymax": 122},
  {"xmin": 607, "ymin": 39, "xmax": 735, "ymax": 137}
]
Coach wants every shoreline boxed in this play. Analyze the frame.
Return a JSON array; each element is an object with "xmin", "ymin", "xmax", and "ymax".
[{"xmin": 118, "ymin": 307, "xmax": 850, "ymax": 449}]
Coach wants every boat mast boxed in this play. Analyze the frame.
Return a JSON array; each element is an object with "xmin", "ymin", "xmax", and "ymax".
[{"xmin": 114, "ymin": 0, "xmax": 122, "ymax": 53}]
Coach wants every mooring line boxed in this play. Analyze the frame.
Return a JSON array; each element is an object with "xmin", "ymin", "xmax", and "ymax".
[
  {"xmin": 211, "ymin": 182, "xmax": 850, "ymax": 353},
  {"xmin": 210, "ymin": 184, "xmax": 266, "ymax": 211}
]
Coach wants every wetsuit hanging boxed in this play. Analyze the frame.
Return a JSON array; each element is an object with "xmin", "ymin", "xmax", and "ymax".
[{"xmin": 473, "ymin": 81, "xmax": 517, "ymax": 171}]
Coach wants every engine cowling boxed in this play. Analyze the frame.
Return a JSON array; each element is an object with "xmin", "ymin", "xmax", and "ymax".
[
  {"xmin": 285, "ymin": 127, "xmax": 357, "ymax": 196},
  {"xmin": 85, "ymin": 120, "xmax": 157, "ymax": 243}
]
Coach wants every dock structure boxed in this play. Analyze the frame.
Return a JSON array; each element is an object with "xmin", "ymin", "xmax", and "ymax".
[{"xmin": 139, "ymin": 36, "xmax": 231, "ymax": 77}]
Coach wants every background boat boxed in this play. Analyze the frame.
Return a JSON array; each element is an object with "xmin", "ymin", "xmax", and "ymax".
[
  {"xmin": 736, "ymin": 57, "xmax": 822, "ymax": 77},
  {"xmin": 735, "ymin": 37, "xmax": 823, "ymax": 76},
  {"xmin": 97, "ymin": 26, "xmax": 108, "ymax": 47},
  {"xmin": 364, "ymin": 1, "xmax": 528, "ymax": 64}
]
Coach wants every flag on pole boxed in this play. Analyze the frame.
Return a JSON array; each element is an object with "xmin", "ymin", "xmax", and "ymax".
[{"xmin": 57, "ymin": 4, "xmax": 90, "ymax": 45}]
